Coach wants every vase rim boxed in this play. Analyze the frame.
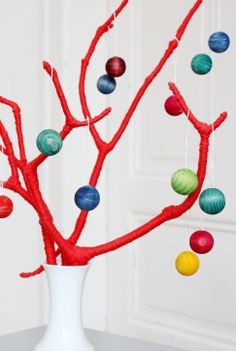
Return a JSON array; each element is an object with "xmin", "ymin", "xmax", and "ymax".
[{"xmin": 43, "ymin": 263, "xmax": 91, "ymax": 270}]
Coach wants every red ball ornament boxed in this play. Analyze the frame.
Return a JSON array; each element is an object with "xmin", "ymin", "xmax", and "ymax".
[
  {"xmin": 164, "ymin": 95, "xmax": 183, "ymax": 116},
  {"xmin": 190, "ymin": 230, "xmax": 214, "ymax": 254},
  {"xmin": 0, "ymin": 195, "xmax": 13, "ymax": 218},
  {"xmin": 105, "ymin": 56, "xmax": 126, "ymax": 77}
]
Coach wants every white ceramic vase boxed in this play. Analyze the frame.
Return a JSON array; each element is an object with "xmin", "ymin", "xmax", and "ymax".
[{"xmin": 34, "ymin": 264, "xmax": 94, "ymax": 351}]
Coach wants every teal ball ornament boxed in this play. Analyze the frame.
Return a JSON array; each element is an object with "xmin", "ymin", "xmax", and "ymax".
[
  {"xmin": 209, "ymin": 32, "xmax": 230, "ymax": 53},
  {"xmin": 199, "ymin": 188, "xmax": 225, "ymax": 215},
  {"xmin": 37, "ymin": 129, "xmax": 63, "ymax": 156},
  {"xmin": 171, "ymin": 168, "xmax": 198, "ymax": 195},
  {"xmin": 74, "ymin": 185, "xmax": 100, "ymax": 211},
  {"xmin": 191, "ymin": 54, "xmax": 213, "ymax": 75}
]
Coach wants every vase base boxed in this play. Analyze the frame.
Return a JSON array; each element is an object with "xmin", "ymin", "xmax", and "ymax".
[{"xmin": 34, "ymin": 336, "xmax": 95, "ymax": 351}]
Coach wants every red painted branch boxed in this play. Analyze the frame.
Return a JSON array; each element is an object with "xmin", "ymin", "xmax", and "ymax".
[
  {"xmin": 69, "ymin": 150, "xmax": 107, "ymax": 244},
  {"xmin": 20, "ymin": 0, "xmax": 205, "ymax": 276},
  {"xmin": 0, "ymin": 97, "xmax": 27, "ymax": 162},
  {"xmin": 44, "ymin": 61, "xmax": 112, "ymax": 128},
  {"xmin": 108, "ymin": 0, "xmax": 202, "ymax": 151},
  {"xmin": 41, "ymin": 227, "xmax": 57, "ymax": 265},
  {"xmin": 78, "ymin": 0, "xmax": 128, "ymax": 149},
  {"xmin": 0, "ymin": 120, "xmax": 19, "ymax": 181},
  {"xmin": 81, "ymin": 113, "xmax": 227, "ymax": 259},
  {"xmin": 0, "ymin": 141, "xmax": 11, "ymax": 155},
  {"xmin": 43, "ymin": 61, "xmax": 78, "ymax": 126},
  {"xmin": 176, "ymin": 0, "xmax": 203, "ymax": 40},
  {"xmin": 168, "ymin": 82, "xmax": 227, "ymax": 134},
  {"xmin": 23, "ymin": 167, "xmax": 68, "ymax": 254}
]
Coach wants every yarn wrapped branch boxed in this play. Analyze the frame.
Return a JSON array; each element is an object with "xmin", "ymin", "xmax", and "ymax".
[{"xmin": 0, "ymin": 0, "xmax": 226, "ymax": 275}]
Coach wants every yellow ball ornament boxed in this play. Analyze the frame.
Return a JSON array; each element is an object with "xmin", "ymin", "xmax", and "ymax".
[{"xmin": 175, "ymin": 251, "xmax": 199, "ymax": 276}]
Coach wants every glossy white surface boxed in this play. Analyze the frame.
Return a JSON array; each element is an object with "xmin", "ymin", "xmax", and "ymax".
[
  {"xmin": 0, "ymin": 327, "xmax": 182, "ymax": 351},
  {"xmin": 34, "ymin": 264, "xmax": 94, "ymax": 351}
]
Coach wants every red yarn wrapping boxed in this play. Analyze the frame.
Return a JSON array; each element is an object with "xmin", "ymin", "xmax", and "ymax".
[{"xmin": 0, "ymin": 0, "xmax": 227, "ymax": 277}]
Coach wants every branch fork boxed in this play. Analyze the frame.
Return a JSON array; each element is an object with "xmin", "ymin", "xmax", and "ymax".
[{"xmin": 0, "ymin": 0, "xmax": 227, "ymax": 278}]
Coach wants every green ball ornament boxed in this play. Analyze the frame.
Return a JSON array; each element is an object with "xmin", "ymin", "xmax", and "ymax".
[
  {"xmin": 199, "ymin": 188, "xmax": 225, "ymax": 215},
  {"xmin": 36, "ymin": 129, "xmax": 63, "ymax": 156},
  {"xmin": 171, "ymin": 168, "xmax": 198, "ymax": 195},
  {"xmin": 191, "ymin": 54, "xmax": 213, "ymax": 75}
]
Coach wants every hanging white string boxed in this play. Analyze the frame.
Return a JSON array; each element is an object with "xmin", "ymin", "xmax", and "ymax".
[
  {"xmin": 199, "ymin": 1, "xmax": 206, "ymax": 120},
  {"xmin": 217, "ymin": 0, "xmax": 222, "ymax": 31},
  {"xmin": 84, "ymin": 116, "xmax": 90, "ymax": 184},
  {"xmin": 184, "ymin": 110, "xmax": 191, "ymax": 168},
  {"xmin": 199, "ymin": 0, "xmax": 206, "ymax": 231},
  {"xmin": 210, "ymin": 0, "xmax": 218, "ymax": 187},
  {"xmin": 48, "ymin": 61, "xmax": 53, "ymax": 127},
  {"xmin": 113, "ymin": 11, "xmax": 118, "ymax": 55},
  {"xmin": 200, "ymin": 1, "xmax": 206, "ymax": 49},
  {"xmin": 173, "ymin": 53, "xmax": 178, "ymax": 85}
]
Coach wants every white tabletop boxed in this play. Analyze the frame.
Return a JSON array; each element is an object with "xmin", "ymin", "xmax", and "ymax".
[{"xmin": 0, "ymin": 327, "xmax": 182, "ymax": 351}]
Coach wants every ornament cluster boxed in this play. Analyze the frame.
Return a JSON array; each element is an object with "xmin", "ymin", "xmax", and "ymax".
[
  {"xmin": 191, "ymin": 31, "xmax": 229, "ymax": 76},
  {"xmin": 164, "ymin": 31, "xmax": 230, "ymax": 117},
  {"xmin": 163, "ymin": 31, "xmax": 229, "ymax": 276},
  {"xmin": 0, "ymin": 32, "xmax": 229, "ymax": 278},
  {"xmin": 97, "ymin": 56, "xmax": 126, "ymax": 94},
  {"xmin": 171, "ymin": 168, "xmax": 225, "ymax": 276},
  {"xmin": 32, "ymin": 56, "xmax": 126, "ymax": 215}
]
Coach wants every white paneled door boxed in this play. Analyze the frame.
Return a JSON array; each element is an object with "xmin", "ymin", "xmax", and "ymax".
[{"xmin": 106, "ymin": 1, "xmax": 236, "ymax": 350}]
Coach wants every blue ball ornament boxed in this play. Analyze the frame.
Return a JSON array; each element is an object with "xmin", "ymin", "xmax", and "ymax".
[
  {"xmin": 199, "ymin": 188, "xmax": 225, "ymax": 215},
  {"xmin": 36, "ymin": 129, "xmax": 63, "ymax": 156},
  {"xmin": 74, "ymin": 185, "xmax": 100, "ymax": 211},
  {"xmin": 209, "ymin": 32, "xmax": 230, "ymax": 53},
  {"xmin": 97, "ymin": 74, "xmax": 116, "ymax": 94}
]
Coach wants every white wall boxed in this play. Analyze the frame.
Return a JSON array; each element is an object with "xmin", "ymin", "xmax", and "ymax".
[
  {"xmin": 0, "ymin": 2, "xmax": 236, "ymax": 351},
  {"xmin": 0, "ymin": 0, "xmax": 48, "ymax": 335},
  {"xmin": 0, "ymin": 0, "xmax": 108, "ymax": 335},
  {"xmin": 106, "ymin": 1, "xmax": 236, "ymax": 351}
]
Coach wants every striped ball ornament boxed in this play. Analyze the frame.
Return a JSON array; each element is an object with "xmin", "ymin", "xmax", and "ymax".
[
  {"xmin": 199, "ymin": 188, "xmax": 225, "ymax": 215},
  {"xmin": 171, "ymin": 168, "xmax": 198, "ymax": 195},
  {"xmin": 36, "ymin": 129, "xmax": 63, "ymax": 156},
  {"xmin": 74, "ymin": 185, "xmax": 100, "ymax": 211},
  {"xmin": 209, "ymin": 32, "xmax": 230, "ymax": 53},
  {"xmin": 191, "ymin": 54, "xmax": 213, "ymax": 75},
  {"xmin": 175, "ymin": 251, "xmax": 200, "ymax": 276},
  {"xmin": 0, "ymin": 195, "xmax": 13, "ymax": 218}
]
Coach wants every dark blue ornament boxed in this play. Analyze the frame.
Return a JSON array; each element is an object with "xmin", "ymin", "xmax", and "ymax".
[
  {"xmin": 209, "ymin": 32, "xmax": 230, "ymax": 53},
  {"xmin": 97, "ymin": 74, "xmax": 116, "ymax": 94},
  {"xmin": 199, "ymin": 188, "xmax": 225, "ymax": 215},
  {"xmin": 74, "ymin": 185, "xmax": 100, "ymax": 211}
]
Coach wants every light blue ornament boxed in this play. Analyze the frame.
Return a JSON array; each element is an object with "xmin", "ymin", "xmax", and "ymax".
[
  {"xmin": 209, "ymin": 32, "xmax": 230, "ymax": 53},
  {"xmin": 199, "ymin": 188, "xmax": 225, "ymax": 215},
  {"xmin": 36, "ymin": 129, "xmax": 63, "ymax": 156},
  {"xmin": 74, "ymin": 185, "xmax": 100, "ymax": 211}
]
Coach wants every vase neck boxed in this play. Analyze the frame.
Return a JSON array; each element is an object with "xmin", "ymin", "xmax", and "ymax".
[{"xmin": 44, "ymin": 264, "xmax": 90, "ymax": 334}]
